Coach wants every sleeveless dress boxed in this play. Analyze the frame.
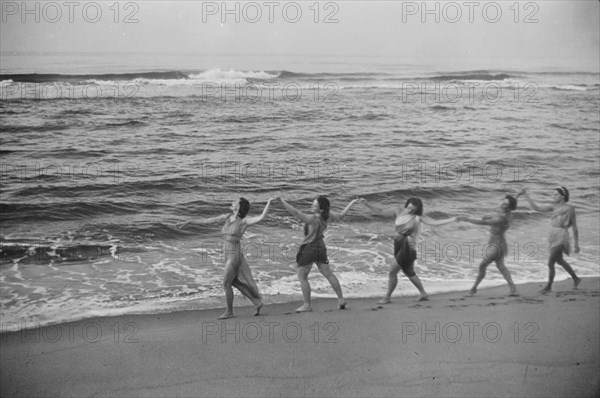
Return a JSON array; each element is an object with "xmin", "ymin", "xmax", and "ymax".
[
  {"xmin": 548, "ymin": 206, "xmax": 573, "ymax": 255},
  {"xmin": 221, "ymin": 216, "xmax": 247, "ymax": 267},
  {"xmin": 394, "ymin": 214, "xmax": 419, "ymax": 277},
  {"xmin": 296, "ymin": 216, "xmax": 329, "ymax": 266},
  {"xmin": 486, "ymin": 214, "xmax": 509, "ymax": 260}
]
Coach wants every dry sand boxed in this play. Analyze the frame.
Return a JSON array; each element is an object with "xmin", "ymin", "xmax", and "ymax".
[{"xmin": 1, "ymin": 277, "xmax": 598, "ymax": 397}]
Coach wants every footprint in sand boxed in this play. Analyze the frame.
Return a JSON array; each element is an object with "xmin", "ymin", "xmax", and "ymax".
[
  {"xmin": 485, "ymin": 302, "xmax": 509, "ymax": 306},
  {"xmin": 516, "ymin": 297, "xmax": 544, "ymax": 304}
]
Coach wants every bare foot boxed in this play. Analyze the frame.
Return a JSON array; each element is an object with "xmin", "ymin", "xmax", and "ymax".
[
  {"xmin": 377, "ymin": 297, "xmax": 391, "ymax": 305},
  {"xmin": 338, "ymin": 300, "xmax": 347, "ymax": 310},
  {"xmin": 295, "ymin": 305, "xmax": 312, "ymax": 313},
  {"xmin": 467, "ymin": 288, "xmax": 477, "ymax": 297},
  {"xmin": 509, "ymin": 290, "xmax": 519, "ymax": 297},
  {"xmin": 574, "ymin": 277, "xmax": 581, "ymax": 289},
  {"xmin": 253, "ymin": 302, "xmax": 263, "ymax": 316},
  {"xmin": 540, "ymin": 286, "xmax": 551, "ymax": 294},
  {"xmin": 217, "ymin": 312, "xmax": 233, "ymax": 320},
  {"xmin": 417, "ymin": 294, "xmax": 429, "ymax": 302}
]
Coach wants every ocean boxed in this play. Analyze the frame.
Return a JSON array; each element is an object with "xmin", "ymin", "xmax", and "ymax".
[{"xmin": 1, "ymin": 53, "xmax": 599, "ymax": 329}]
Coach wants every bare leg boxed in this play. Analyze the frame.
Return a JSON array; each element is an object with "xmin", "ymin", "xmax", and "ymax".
[
  {"xmin": 407, "ymin": 274, "xmax": 428, "ymax": 301},
  {"xmin": 495, "ymin": 258, "xmax": 518, "ymax": 296},
  {"xmin": 555, "ymin": 251, "xmax": 580, "ymax": 288},
  {"xmin": 317, "ymin": 262, "xmax": 346, "ymax": 309},
  {"xmin": 296, "ymin": 264, "xmax": 313, "ymax": 312},
  {"xmin": 542, "ymin": 247, "xmax": 562, "ymax": 292},
  {"xmin": 378, "ymin": 262, "xmax": 401, "ymax": 304},
  {"xmin": 469, "ymin": 255, "xmax": 493, "ymax": 296}
]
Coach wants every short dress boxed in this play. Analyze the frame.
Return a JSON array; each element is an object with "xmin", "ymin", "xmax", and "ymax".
[
  {"xmin": 548, "ymin": 206, "xmax": 574, "ymax": 255},
  {"xmin": 296, "ymin": 216, "xmax": 329, "ymax": 267},
  {"xmin": 394, "ymin": 214, "xmax": 420, "ymax": 277},
  {"xmin": 485, "ymin": 214, "xmax": 509, "ymax": 261}
]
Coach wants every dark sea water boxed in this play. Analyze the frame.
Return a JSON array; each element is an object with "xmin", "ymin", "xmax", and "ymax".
[{"xmin": 1, "ymin": 54, "xmax": 599, "ymax": 328}]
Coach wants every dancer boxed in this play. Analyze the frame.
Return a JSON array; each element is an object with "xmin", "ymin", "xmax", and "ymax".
[
  {"xmin": 279, "ymin": 196, "xmax": 359, "ymax": 312},
  {"xmin": 457, "ymin": 195, "xmax": 519, "ymax": 297},
  {"xmin": 519, "ymin": 187, "xmax": 580, "ymax": 292},
  {"xmin": 359, "ymin": 197, "xmax": 456, "ymax": 303},
  {"xmin": 179, "ymin": 197, "xmax": 275, "ymax": 319}
]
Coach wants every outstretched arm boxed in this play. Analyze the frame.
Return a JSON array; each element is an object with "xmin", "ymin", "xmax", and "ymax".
[
  {"xmin": 520, "ymin": 189, "xmax": 553, "ymax": 212},
  {"xmin": 421, "ymin": 215, "xmax": 457, "ymax": 226},
  {"xmin": 570, "ymin": 207, "xmax": 580, "ymax": 253},
  {"xmin": 177, "ymin": 214, "xmax": 229, "ymax": 229},
  {"xmin": 245, "ymin": 197, "xmax": 276, "ymax": 226},
  {"xmin": 330, "ymin": 198, "xmax": 360, "ymax": 222},
  {"xmin": 457, "ymin": 215, "xmax": 503, "ymax": 226},
  {"xmin": 280, "ymin": 198, "xmax": 313, "ymax": 224},
  {"xmin": 360, "ymin": 198, "xmax": 396, "ymax": 218}
]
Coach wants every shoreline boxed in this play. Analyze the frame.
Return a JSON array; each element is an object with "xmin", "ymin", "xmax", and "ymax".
[
  {"xmin": 5, "ymin": 275, "xmax": 597, "ymax": 332},
  {"xmin": 1, "ymin": 277, "xmax": 598, "ymax": 397}
]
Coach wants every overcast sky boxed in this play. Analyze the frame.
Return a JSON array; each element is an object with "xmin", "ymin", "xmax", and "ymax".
[{"xmin": 1, "ymin": 1, "xmax": 599, "ymax": 69}]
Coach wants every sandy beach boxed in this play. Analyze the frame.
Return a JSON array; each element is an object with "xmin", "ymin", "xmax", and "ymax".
[{"xmin": 1, "ymin": 277, "xmax": 598, "ymax": 397}]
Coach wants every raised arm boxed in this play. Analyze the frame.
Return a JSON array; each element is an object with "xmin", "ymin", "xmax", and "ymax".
[
  {"xmin": 280, "ymin": 198, "xmax": 313, "ymax": 224},
  {"xmin": 361, "ymin": 198, "xmax": 397, "ymax": 218},
  {"xmin": 421, "ymin": 214, "xmax": 457, "ymax": 226},
  {"xmin": 520, "ymin": 189, "xmax": 553, "ymax": 212},
  {"xmin": 245, "ymin": 197, "xmax": 275, "ymax": 226},
  {"xmin": 570, "ymin": 206, "xmax": 580, "ymax": 253},
  {"xmin": 329, "ymin": 198, "xmax": 360, "ymax": 222}
]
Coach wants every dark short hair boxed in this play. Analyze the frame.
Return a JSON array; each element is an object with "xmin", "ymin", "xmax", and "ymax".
[
  {"xmin": 505, "ymin": 195, "xmax": 517, "ymax": 211},
  {"xmin": 404, "ymin": 197, "xmax": 423, "ymax": 216},
  {"xmin": 556, "ymin": 186, "xmax": 570, "ymax": 202},
  {"xmin": 238, "ymin": 197, "xmax": 250, "ymax": 219},
  {"xmin": 317, "ymin": 196, "xmax": 330, "ymax": 221}
]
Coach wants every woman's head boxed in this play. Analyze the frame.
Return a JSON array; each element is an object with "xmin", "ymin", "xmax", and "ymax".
[
  {"xmin": 313, "ymin": 196, "xmax": 330, "ymax": 221},
  {"xmin": 405, "ymin": 197, "xmax": 423, "ymax": 216},
  {"xmin": 504, "ymin": 195, "xmax": 517, "ymax": 211},
  {"xmin": 555, "ymin": 186, "xmax": 569, "ymax": 203},
  {"xmin": 236, "ymin": 197, "xmax": 250, "ymax": 219}
]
